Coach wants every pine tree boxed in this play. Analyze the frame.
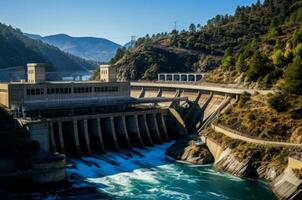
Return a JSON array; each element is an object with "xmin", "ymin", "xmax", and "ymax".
[{"xmin": 284, "ymin": 57, "xmax": 302, "ymax": 95}]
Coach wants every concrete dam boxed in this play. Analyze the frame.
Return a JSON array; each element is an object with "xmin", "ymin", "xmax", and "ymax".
[{"xmin": 24, "ymin": 81, "xmax": 241, "ymax": 158}]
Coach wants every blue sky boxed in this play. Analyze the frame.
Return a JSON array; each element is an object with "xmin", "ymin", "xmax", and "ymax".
[{"xmin": 0, "ymin": 0, "xmax": 258, "ymax": 45}]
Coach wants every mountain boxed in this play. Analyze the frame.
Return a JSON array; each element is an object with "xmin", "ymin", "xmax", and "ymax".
[
  {"xmin": 105, "ymin": 0, "xmax": 302, "ymax": 91},
  {"xmin": 0, "ymin": 23, "xmax": 96, "ymax": 72},
  {"xmin": 26, "ymin": 33, "xmax": 121, "ymax": 62}
]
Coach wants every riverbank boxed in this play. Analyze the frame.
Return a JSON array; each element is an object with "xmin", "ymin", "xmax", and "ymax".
[{"xmin": 168, "ymin": 129, "xmax": 302, "ymax": 200}]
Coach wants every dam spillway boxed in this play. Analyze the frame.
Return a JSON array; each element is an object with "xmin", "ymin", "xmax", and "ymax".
[{"xmin": 46, "ymin": 109, "xmax": 170, "ymax": 156}]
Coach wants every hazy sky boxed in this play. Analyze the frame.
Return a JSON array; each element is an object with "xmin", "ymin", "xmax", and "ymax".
[{"xmin": 0, "ymin": 0, "xmax": 258, "ymax": 45}]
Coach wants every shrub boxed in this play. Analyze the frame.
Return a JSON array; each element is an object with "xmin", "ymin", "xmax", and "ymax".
[
  {"xmin": 247, "ymin": 113, "xmax": 256, "ymax": 121},
  {"xmin": 224, "ymin": 107, "xmax": 232, "ymax": 115},
  {"xmin": 239, "ymin": 92, "xmax": 251, "ymax": 106},
  {"xmin": 290, "ymin": 108, "xmax": 302, "ymax": 119},
  {"xmin": 267, "ymin": 93, "xmax": 290, "ymax": 112},
  {"xmin": 272, "ymin": 49, "xmax": 286, "ymax": 68}
]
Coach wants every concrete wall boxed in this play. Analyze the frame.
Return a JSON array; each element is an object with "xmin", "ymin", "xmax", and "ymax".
[
  {"xmin": 27, "ymin": 122, "xmax": 50, "ymax": 153},
  {"xmin": 288, "ymin": 157, "xmax": 302, "ymax": 170},
  {"xmin": 1, "ymin": 81, "xmax": 130, "ymax": 108},
  {"xmin": 201, "ymin": 136, "xmax": 224, "ymax": 162}
]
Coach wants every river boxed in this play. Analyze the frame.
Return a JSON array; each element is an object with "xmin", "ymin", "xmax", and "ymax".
[{"xmin": 37, "ymin": 142, "xmax": 276, "ymax": 200}]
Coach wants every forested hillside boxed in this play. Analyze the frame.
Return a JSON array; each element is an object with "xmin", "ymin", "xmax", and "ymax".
[
  {"xmin": 106, "ymin": 0, "xmax": 302, "ymax": 92},
  {"xmin": 0, "ymin": 23, "xmax": 96, "ymax": 72}
]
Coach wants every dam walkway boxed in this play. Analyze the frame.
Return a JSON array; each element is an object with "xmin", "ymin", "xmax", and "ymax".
[{"xmin": 211, "ymin": 124, "xmax": 302, "ymax": 148}]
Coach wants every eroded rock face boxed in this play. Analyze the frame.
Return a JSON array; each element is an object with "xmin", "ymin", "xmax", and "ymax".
[
  {"xmin": 257, "ymin": 165, "xmax": 283, "ymax": 181},
  {"xmin": 166, "ymin": 138, "xmax": 214, "ymax": 165},
  {"xmin": 215, "ymin": 149, "xmax": 260, "ymax": 178},
  {"xmin": 290, "ymin": 126, "xmax": 302, "ymax": 143}
]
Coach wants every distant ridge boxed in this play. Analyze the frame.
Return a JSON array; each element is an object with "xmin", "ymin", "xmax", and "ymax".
[
  {"xmin": 0, "ymin": 22, "xmax": 96, "ymax": 72},
  {"xmin": 26, "ymin": 33, "xmax": 122, "ymax": 62}
]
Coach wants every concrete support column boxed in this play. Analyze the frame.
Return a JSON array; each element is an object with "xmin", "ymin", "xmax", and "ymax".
[
  {"xmin": 73, "ymin": 120, "xmax": 81, "ymax": 156},
  {"xmin": 84, "ymin": 120, "xmax": 92, "ymax": 155},
  {"xmin": 156, "ymin": 88, "xmax": 162, "ymax": 97},
  {"xmin": 110, "ymin": 117, "xmax": 119, "ymax": 151},
  {"xmin": 49, "ymin": 122, "xmax": 57, "ymax": 152},
  {"xmin": 161, "ymin": 113, "xmax": 169, "ymax": 140},
  {"xmin": 164, "ymin": 74, "xmax": 167, "ymax": 81},
  {"xmin": 153, "ymin": 113, "xmax": 162, "ymax": 144},
  {"xmin": 143, "ymin": 114, "xmax": 154, "ymax": 145},
  {"xmin": 96, "ymin": 118, "xmax": 105, "ymax": 152},
  {"xmin": 122, "ymin": 116, "xmax": 132, "ymax": 148},
  {"xmin": 194, "ymin": 74, "xmax": 197, "ymax": 82},
  {"xmin": 178, "ymin": 74, "xmax": 181, "ymax": 82},
  {"xmin": 134, "ymin": 115, "xmax": 144, "ymax": 147},
  {"xmin": 172, "ymin": 74, "xmax": 175, "ymax": 81},
  {"xmin": 138, "ymin": 87, "xmax": 145, "ymax": 98},
  {"xmin": 187, "ymin": 74, "xmax": 189, "ymax": 82},
  {"xmin": 58, "ymin": 121, "xmax": 65, "ymax": 154}
]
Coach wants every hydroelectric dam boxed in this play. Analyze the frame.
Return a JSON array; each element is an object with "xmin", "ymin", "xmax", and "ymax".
[{"xmin": 0, "ymin": 64, "xmax": 250, "ymax": 171}]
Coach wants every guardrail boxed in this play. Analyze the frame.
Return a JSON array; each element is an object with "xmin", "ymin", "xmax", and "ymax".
[
  {"xmin": 130, "ymin": 82, "xmax": 273, "ymax": 95},
  {"xmin": 212, "ymin": 124, "xmax": 302, "ymax": 147}
]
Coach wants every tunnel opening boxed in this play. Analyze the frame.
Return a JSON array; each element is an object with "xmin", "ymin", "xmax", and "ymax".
[
  {"xmin": 62, "ymin": 121, "xmax": 80, "ymax": 157},
  {"xmin": 87, "ymin": 119, "xmax": 104, "ymax": 152},
  {"xmin": 77, "ymin": 120, "xmax": 90, "ymax": 155},
  {"xmin": 52, "ymin": 122, "xmax": 63, "ymax": 153}
]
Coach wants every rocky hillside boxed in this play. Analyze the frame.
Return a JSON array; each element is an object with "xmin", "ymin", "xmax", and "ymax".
[
  {"xmin": 26, "ymin": 33, "xmax": 121, "ymax": 63},
  {"xmin": 0, "ymin": 23, "xmax": 96, "ymax": 72},
  {"xmin": 103, "ymin": 0, "xmax": 302, "ymax": 85}
]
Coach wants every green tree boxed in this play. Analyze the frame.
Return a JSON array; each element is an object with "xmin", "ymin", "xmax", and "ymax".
[
  {"xmin": 284, "ymin": 49, "xmax": 294, "ymax": 63},
  {"xmin": 236, "ymin": 54, "xmax": 247, "ymax": 72},
  {"xmin": 247, "ymin": 51, "xmax": 271, "ymax": 81},
  {"xmin": 272, "ymin": 49, "xmax": 286, "ymax": 68},
  {"xmin": 268, "ymin": 93, "xmax": 289, "ymax": 112},
  {"xmin": 189, "ymin": 24, "xmax": 196, "ymax": 33},
  {"xmin": 221, "ymin": 55, "xmax": 235, "ymax": 70},
  {"xmin": 294, "ymin": 43, "xmax": 302, "ymax": 57},
  {"xmin": 284, "ymin": 57, "xmax": 302, "ymax": 95}
]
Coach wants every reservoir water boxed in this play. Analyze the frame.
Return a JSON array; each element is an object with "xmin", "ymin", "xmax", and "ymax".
[{"xmin": 44, "ymin": 142, "xmax": 277, "ymax": 200}]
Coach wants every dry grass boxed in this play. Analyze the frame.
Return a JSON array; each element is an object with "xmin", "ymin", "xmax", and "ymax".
[{"xmin": 217, "ymin": 93, "xmax": 302, "ymax": 141}]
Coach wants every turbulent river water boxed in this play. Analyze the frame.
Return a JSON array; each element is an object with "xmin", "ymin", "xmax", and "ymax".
[
  {"xmin": 38, "ymin": 142, "xmax": 277, "ymax": 200},
  {"xmin": 2, "ymin": 142, "xmax": 277, "ymax": 199}
]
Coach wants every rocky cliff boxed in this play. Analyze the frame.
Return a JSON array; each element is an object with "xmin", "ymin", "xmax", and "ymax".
[{"xmin": 166, "ymin": 137, "xmax": 213, "ymax": 165}]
